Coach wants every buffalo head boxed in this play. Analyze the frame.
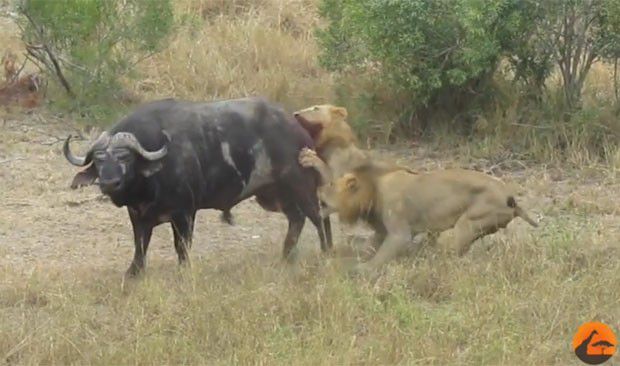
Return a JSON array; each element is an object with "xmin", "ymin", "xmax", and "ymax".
[{"xmin": 63, "ymin": 131, "xmax": 170, "ymax": 194}]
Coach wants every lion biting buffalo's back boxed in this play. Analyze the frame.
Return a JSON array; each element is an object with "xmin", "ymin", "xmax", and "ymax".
[{"xmin": 64, "ymin": 97, "xmax": 332, "ymax": 277}]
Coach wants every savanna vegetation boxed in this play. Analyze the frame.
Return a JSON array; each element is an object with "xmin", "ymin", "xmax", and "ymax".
[
  {"xmin": 12, "ymin": 0, "xmax": 620, "ymax": 165},
  {"xmin": 0, "ymin": 0, "xmax": 619, "ymax": 365}
]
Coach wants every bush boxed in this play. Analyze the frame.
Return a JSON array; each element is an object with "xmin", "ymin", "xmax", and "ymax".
[
  {"xmin": 17, "ymin": 0, "xmax": 174, "ymax": 120},
  {"xmin": 317, "ymin": 0, "xmax": 536, "ymax": 132}
]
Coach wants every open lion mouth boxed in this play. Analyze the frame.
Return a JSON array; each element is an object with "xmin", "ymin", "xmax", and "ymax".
[{"xmin": 293, "ymin": 114, "xmax": 323, "ymax": 141}]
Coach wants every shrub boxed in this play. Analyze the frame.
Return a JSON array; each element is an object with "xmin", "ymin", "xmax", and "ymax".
[
  {"xmin": 17, "ymin": 0, "xmax": 174, "ymax": 119},
  {"xmin": 317, "ymin": 0, "xmax": 537, "ymax": 132},
  {"xmin": 317, "ymin": 0, "xmax": 620, "ymax": 138}
]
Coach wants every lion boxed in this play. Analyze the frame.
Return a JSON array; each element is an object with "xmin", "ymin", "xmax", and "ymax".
[
  {"xmin": 301, "ymin": 150, "xmax": 539, "ymax": 271},
  {"xmin": 299, "ymin": 145, "xmax": 538, "ymax": 273},
  {"xmin": 293, "ymin": 104, "xmax": 415, "ymax": 251},
  {"xmin": 293, "ymin": 104, "xmax": 373, "ymax": 183}
]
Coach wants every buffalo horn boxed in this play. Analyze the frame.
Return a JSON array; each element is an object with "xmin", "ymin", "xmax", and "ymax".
[
  {"xmin": 63, "ymin": 131, "xmax": 110, "ymax": 166},
  {"xmin": 109, "ymin": 131, "xmax": 169, "ymax": 160}
]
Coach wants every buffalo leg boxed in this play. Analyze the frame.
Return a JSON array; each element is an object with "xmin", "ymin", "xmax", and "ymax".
[
  {"xmin": 281, "ymin": 202, "xmax": 306, "ymax": 261},
  {"xmin": 171, "ymin": 212, "xmax": 195, "ymax": 265},
  {"xmin": 255, "ymin": 183, "xmax": 332, "ymax": 252},
  {"xmin": 322, "ymin": 216, "xmax": 333, "ymax": 251},
  {"xmin": 293, "ymin": 188, "xmax": 330, "ymax": 252},
  {"xmin": 127, "ymin": 208, "xmax": 154, "ymax": 277}
]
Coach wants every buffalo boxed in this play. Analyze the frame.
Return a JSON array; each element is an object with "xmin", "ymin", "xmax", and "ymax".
[{"xmin": 63, "ymin": 97, "xmax": 332, "ymax": 277}]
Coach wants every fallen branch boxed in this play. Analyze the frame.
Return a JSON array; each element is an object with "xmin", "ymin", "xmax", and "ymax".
[
  {"xmin": 0, "ymin": 157, "xmax": 27, "ymax": 164},
  {"xmin": 510, "ymin": 122, "xmax": 554, "ymax": 130},
  {"xmin": 65, "ymin": 195, "xmax": 104, "ymax": 207},
  {"xmin": 38, "ymin": 137, "xmax": 64, "ymax": 146}
]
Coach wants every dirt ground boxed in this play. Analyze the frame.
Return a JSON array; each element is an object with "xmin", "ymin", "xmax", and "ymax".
[{"xmin": 1, "ymin": 110, "xmax": 617, "ymax": 279}]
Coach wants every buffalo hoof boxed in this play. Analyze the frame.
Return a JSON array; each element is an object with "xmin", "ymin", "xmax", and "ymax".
[
  {"xmin": 348, "ymin": 263, "xmax": 380, "ymax": 280},
  {"xmin": 177, "ymin": 258, "xmax": 192, "ymax": 272},
  {"xmin": 282, "ymin": 247, "xmax": 300, "ymax": 264},
  {"xmin": 125, "ymin": 263, "xmax": 145, "ymax": 279}
]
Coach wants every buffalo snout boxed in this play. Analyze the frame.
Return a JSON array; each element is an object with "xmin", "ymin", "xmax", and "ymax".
[{"xmin": 99, "ymin": 177, "xmax": 123, "ymax": 194}]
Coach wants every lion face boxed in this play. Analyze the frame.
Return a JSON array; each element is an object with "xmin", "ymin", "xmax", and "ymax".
[
  {"xmin": 293, "ymin": 104, "xmax": 353, "ymax": 149},
  {"xmin": 317, "ymin": 172, "xmax": 375, "ymax": 224},
  {"xmin": 316, "ymin": 173, "xmax": 354, "ymax": 218},
  {"xmin": 294, "ymin": 104, "xmax": 347, "ymax": 127}
]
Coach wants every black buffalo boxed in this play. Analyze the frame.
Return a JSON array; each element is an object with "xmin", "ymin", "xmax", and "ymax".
[{"xmin": 63, "ymin": 97, "xmax": 332, "ymax": 277}]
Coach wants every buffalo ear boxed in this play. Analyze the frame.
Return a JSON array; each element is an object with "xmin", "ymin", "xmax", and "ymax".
[
  {"xmin": 140, "ymin": 161, "xmax": 163, "ymax": 177},
  {"xmin": 70, "ymin": 164, "xmax": 98, "ymax": 189}
]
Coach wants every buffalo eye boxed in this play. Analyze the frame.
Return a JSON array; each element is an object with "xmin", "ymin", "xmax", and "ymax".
[
  {"xmin": 113, "ymin": 149, "xmax": 133, "ymax": 162},
  {"xmin": 93, "ymin": 150, "xmax": 107, "ymax": 161}
]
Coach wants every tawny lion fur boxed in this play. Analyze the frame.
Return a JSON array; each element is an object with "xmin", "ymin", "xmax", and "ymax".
[
  {"xmin": 296, "ymin": 104, "xmax": 538, "ymax": 272},
  {"xmin": 293, "ymin": 104, "xmax": 412, "ymax": 186}
]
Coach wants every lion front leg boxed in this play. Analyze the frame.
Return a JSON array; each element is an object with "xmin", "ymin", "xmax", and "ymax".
[
  {"xmin": 299, "ymin": 148, "xmax": 333, "ymax": 185},
  {"xmin": 356, "ymin": 216, "xmax": 411, "ymax": 273}
]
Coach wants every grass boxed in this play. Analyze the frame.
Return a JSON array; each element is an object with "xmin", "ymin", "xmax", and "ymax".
[
  {"xmin": 135, "ymin": 0, "xmax": 333, "ymax": 110},
  {"xmin": 1, "ymin": 205, "xmax": 619, "ymax": 365}
]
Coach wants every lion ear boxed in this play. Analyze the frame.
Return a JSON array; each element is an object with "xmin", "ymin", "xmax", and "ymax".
[
  {"xmin": 330, "ymin": 106, "xmax": 348, "ymax": 119},
  {"xmin": 343, "ymin": 174, "xmax": 358, "ymax": 192}
]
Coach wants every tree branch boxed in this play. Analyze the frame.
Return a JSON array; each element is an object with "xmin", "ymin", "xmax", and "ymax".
[{"xmin": 20, "ymin": 9, "xmax": 74, "ymax": 97}]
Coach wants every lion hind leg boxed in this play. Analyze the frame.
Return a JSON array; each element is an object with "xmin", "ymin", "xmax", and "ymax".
[{"xmin": 439, "ymin": 213, "xmax": 511, "ymax": 256}]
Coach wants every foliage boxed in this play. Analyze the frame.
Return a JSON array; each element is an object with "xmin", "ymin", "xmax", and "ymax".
[
  {"xmin": 600, "ymin": 0, "xmax": 620, "ymax": 102},
  {"xmin": 539, "ymin": 1, "xmax": 606, "ymax": 111},
  {"xmin": 504, "ymin": 0, "xmax": 554, "ymax": 102},
  {"xmin": 317, "ymin": 0, "xmax": 537, "ymax": 127},
  {"xmin": 17, "ymin": 0, "xmax": 174, "ymax": 118},
  {"xmin": 509, "ymin": 0, "xmax": 620, "ymax": 110},
  {"xmin": 317, "ymin": 0, "xmax": 620, "ymax": 133}
]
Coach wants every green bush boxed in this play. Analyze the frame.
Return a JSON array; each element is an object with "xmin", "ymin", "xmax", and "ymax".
[
  {"xmin": 18, "ymin": 0, "xmax": 174, "ymax": 120},
  {"xmin": 317, "ymin": 0, "xmax": 620, "ymax": 141},
  {"xmin": 317, "ymin": 0, "xmax": 535, "ymax": 129}
]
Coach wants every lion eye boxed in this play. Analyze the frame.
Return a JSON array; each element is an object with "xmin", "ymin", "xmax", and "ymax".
[{"xmin": 313, "ymin": 106, "xmax": 319, "ymax": 111}]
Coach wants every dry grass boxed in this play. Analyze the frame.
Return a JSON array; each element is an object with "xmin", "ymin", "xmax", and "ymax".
[
  {"xmin": 134, "ymin": 0, "xmax": 333, "ymax": 110},
  {"xmin": 418, "ymin": 62, "xmax": 620, "ymax": 168},
  {"xmin": 2, "ymin": 111, "xmax": 620, "ymax": 365},
  {"xmin": 1, "ymin": 214, "xmax": 619, "ymax": 365}
]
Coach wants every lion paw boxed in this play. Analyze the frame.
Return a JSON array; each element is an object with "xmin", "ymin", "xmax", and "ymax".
[{"xmin": 298, "ymin": 148, "xmax": 321, "ymax": 168}]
